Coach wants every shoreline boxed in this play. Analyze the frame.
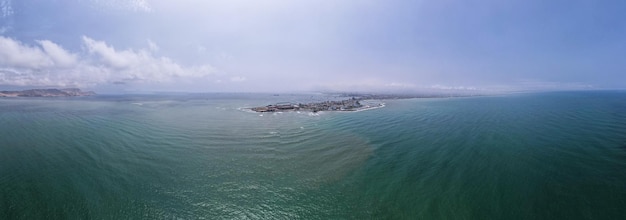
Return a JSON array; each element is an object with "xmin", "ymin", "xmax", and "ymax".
[
  {"xmin": 249, "ymin": 97, "xmax": 366, "ymax": 113},
  {"xmin": 245, "ymin": 98, "xmax": 385, "ymax": 114},
  {"xmin": 351, "ymin": 101, "xmax": 386, "ymax": 112}
]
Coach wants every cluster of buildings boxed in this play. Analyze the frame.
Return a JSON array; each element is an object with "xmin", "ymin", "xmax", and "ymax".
[{"xmin": 251, "ymin": 98, "xmax": 363, "ymax": 113}]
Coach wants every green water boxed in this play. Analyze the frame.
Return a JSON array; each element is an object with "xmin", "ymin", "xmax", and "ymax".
[{"xmin": 1, "ymin": 91, "xmax": 626, "ymax": 219}]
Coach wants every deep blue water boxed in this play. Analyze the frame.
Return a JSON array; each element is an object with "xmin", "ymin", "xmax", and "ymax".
[{"xmin": 1, "ymin": 91, "xmax": 626, "ymax": 219}]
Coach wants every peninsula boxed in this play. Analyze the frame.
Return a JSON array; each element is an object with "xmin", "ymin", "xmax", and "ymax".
[
  {"xmin": 251, "ymin": 97, "xmax": 377, "ymax": 113},
  {"xmin": 0, "ymin": 88, "xmax": 96, "ymax": 97},
  {"xmin": 250, "ymin": 92, "xmax": 478, "ymax": 113}
]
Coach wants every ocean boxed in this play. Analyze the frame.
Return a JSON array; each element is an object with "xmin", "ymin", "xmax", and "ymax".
[{"xmin": 1, "ymin": 91, "xmax": 626, "ymax": 219}]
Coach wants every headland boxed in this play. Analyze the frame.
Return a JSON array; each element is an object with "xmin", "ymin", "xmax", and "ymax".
[
  {"xmin": 251, "ymin": 97, "xmax": 371, "ymax": 113},
  {"xmin": 250, "ymin": 92, "xmax": 479, "ymax": 113},
  {"xmin": 0, "ymin": 88, "xmax": 96, "ymax": 97}
]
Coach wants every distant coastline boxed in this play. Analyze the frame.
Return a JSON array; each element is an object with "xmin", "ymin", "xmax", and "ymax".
[{"xmin": 0, "ymin": 88, "xmax": 96, "ymax": 97}]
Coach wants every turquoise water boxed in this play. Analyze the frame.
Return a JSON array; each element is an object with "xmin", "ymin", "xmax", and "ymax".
[{"xmin": 1, "ymin": 91, "xmax": 626, "ymax": 219}]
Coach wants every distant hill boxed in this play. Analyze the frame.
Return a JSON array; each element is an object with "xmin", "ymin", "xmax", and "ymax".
[{"xmin": 0, "ymin": 88, "xmax": 96, "ymax": 97}]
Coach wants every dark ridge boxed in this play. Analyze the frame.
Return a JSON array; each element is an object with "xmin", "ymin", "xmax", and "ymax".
[{"xmin": 0, "ymin": 88, "xmax": 96, "ymax": 97}]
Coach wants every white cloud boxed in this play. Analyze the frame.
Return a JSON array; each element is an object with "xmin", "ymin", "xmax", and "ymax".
[
  {"xmin": 230, "ymin": 76, "xmax": 246, "ymax": 82},
  {"xmin": 82, "ymin": 36, "xmax": 136, "ymax": 68},
  {"xmin": 197, "ymin": 45, "xmax": 207, "ymax": 54},
  {"xmin": 37, "ymin": 40, "xmax": 78, "ymax": 67},
  {"xmin": 0, "ymin": 36, "xmax": 54, "ymax": 69},
  {"xmin": 513, "ymin": 80, "xmax": 594, "ymax": 90},
  {"xmin": 1, "ymin": 0, "xmax": 13, "ymax": 17},
  {"xmin": 0, "ymin": 35, "xmax": 217, "ymax": 87},
  {"xmin": 82, "ymin": 36, "xmax": 215, "ymax": 82},
  {"xmin": 385, "ymin": 82, "xmax": 415, "ymax": 88},
  {"xmin": 89, "ymin": 0, "xmax": 151, "ymax": 12},
  {"xmin": 0, "ymin": 1, "xmax": 12, "ymax": 34},
  {"xmin": 313, "ymin": 78, "xmax": 420, "ymax": 92},
  {"xmin": 127, "ymin": 0, "xmax": 151, "ymax": 11},
  {"xmin": 147, "ymin": 39, "xmax": 159, "ymax": 52},
  {"xmin": 430, "ymin": 84, "xmax": 478, "ymax": 90}
]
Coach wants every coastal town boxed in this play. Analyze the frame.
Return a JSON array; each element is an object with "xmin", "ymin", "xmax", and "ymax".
[{"xmin": 251, "ymin": 97, "xmax": 367, "ymax": 113}]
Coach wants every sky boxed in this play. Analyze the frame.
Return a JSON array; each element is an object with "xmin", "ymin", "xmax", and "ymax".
[{"xmin": 0, "ymin": 0, "xmax": 625, "ymax": 93}]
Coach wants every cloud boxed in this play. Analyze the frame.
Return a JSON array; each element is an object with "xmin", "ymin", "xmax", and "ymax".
[
  {"xmin": 229, "ymin": 76, "xmax": 246, "ymax": 82},
  {"xmin": 385, "ymin": 82, "xmax": 415, "ymax": 88},
  {"xmin": 1, "ymin": 0, "xmax": 13, "ymax": 17},
  {"xmin": 197, "ymin": 46, "xmax": 207, "ymax": 54},
  {"xmin": 0, "ymin": 35, "xmax": 217, "ymax": 87},
  {"xmin": 147, "ymin": 39, "xmax": 159, "ymax": 52},
  {"xmin": 89, "ymin": 0, "xmax": 151, "ymax": 12},
  {"xmin": 82, "ymin": 36, "xmax": 215, "ymax": 82},
  {"xmin": 37, "ymin": 40, "xmax": 78, "ymax": 67},
  {"xmin": 82, "ymin": 36, "xmax": 136, "ymax": 68},
  {"xmin": 0, "ymin": 0, "xmax": 12, "ymax": 35},
  {"xmin": 0, "ymin": 36, "xmax": 54, "ymax": 69},
  {"xmin": 513, "ymin": 80, "xmax": 594, "ymax": 90},
  {"xmin": 312, "ymin": 78, "xmax": 420, "ymax": 92},
  {"xmin": 430, "ymin": 84, "xmax": 479, "ymax": 91}
]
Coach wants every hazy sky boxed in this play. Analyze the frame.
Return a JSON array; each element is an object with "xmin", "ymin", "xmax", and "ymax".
[{"xmin": 0, "ymin": 0, "xmax": 625, "ymax": 93}]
